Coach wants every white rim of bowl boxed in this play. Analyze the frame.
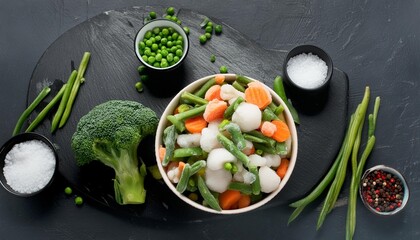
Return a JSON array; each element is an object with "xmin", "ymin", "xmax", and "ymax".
[
  {"xmin": 155, "ymin": 74, "xmax": 298, "ymax": 214},
  {"xmin": 134, "ymin": 19, "xmax": 189, "ymax": 71}
]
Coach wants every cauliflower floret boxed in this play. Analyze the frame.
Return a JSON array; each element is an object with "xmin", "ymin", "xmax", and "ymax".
[
  {"xmin": 220, "ymin": 84, "xmax": 245, "ymax": 102},
  {"xmin": 259, "ymin": 166, "xmax": 281, "ymax": 193},
  {"xmin": 207, "ymin": 148, "xmax": 237, "ymax": 170},
  {"xmin": 177, "ymin": 133, "xmax": 201, "ymax": 148},
  {"xmin": 232, "ymin": 102, "xmax": 261, "ymax": 132},
  {"xmin": 200, "ymin": 127, "xmax": 222, "ymax": 152},
  {"xmin": 205, "ymin": 168, "xmax": 232, "ymax": 193},
  {"xmin": 248, "ymin": 154, "xmax": 267, "ymax": 167},
  {"xmin": 263, "ymin": 153, "xmax": 281, "ymax": 168}
]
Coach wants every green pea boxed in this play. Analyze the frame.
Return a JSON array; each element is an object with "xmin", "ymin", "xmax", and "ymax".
[
  {"xmin": 151, "ymin": 43, "xmax": 158, "ymax": 51},
  {"xmin": 176, "ymin": 49, "xmax": 183, "ymax": 57},
  {"xmin": 171, "ymin": 46, "xmax": 178, "ymax": 53},
  {"xmin": 172, "ymin": 32, "xmax": 179, "ymax": 40},
  {"xmin": 162, "ymin": 28, "xmax": 169, "ymax": 36},
  {"xmin": 144, "ymin": 30, "xmax": 152, "ymax": 39},
  {"xmin": 205, "ymin": 32, "xmax": 211, "ymax": 39},
  {"xmin": 155, "ymin": 53, "xmax": 163, "ymax": 62},
  {"xmin": 224, "ymin": 162, "xmax": 232, "ymax": 171},
  {"xmin": 171, "ymin": 15, "xmax": 178, "ymax": 22},
  {"xmin": 139, "ymin": 41, "xmax": 146, "ymax": 49},
  {"xmin": 155, "ymin": 35, "xmax": 161, "ymax": 42},
  {"xmin": 177, "ymin": 45, "xmax": 183, "ymax": 50},
  {"xmin": 165, "ymin": 15, "xmax": 172, "ymax": 20},
  {"xmin": 215, "ymin": 25, "xmax": 223, "ymax": 34},
  {"xmin": 161, "ymin": 60, "xmax": 169, "ymax": 68},
  {"xmin": 166, "ymin": 7, "xmax": 175, "ymax": 16},
  {"xmin": 168, "ymin": 36, "xmax": 173, "ymax": 41},
  {"xmin": 168, "ymin": 41, "xmax": 175, "ymax": 48},
  {"xmin": 140, "ymin": 74, "xmax": 149, "ymax": 82},
  {"xmin": 199, "ymin": 35, "xmax": 207, "ymax": 44},
  {"xmin": 210, "ymin": 54, "xmax": 216, "ymax": 63},
  {"xmin": 144, "ymin": 49, "xmax": 152, "ymax": 56},
  {"xmin": 176, "ymin": 40, "xmax": 183, "ymax": 46},
  {"xmin": 137, "ymin": 65, "xmax": 147, "ymax": 74},
  {"xmin": 207, "ymin": 21, "xmax": 213, "ymax": 27},
  {"xmin": 142, "ymin": 55, "xmax": 148, "ymax": 62},
  {"xmin": 183, "ymin": 26, "xmax": 190, "ymax": 35},
  {"xmin": 148, "ymin": 56, "xmax": 156, "ymax": 64},
  {"xmin": 220, "ymin": 65, "xmax": 228, "ymax": 73},
  {"xmin": 167, "ymin": 53, "xmax": 174, "ymax": 62},
  {"xmin": 153, "ymin": 62, "xmax": 160, "ymax": 68},
  {"xmin": 145, "ymin": 39, "xmax": 153, "ymax": 47},
  {"xmin": 177, "ymin": 35, "xmax": 184, "ymax": 41},
  {"xmin": 161, "ymin": 37, "xmax": 168, "ymax": 45},
  {"xmin": 153, "ymin": 27, "xmax": 160, "ymax": 35},
  {"xmin": 75, "ymin": 196, "xmax": 83, "ymax": 206},
  {"xmin": 174, "ymin": 56, "xmax": 180, "ymax": 63},
  {"xmin": 161, "ymin": 49, "xmax": 169, "ymax": 57},
  {"xmin": 168, "ymin": 27, "xmax": 175, "ymax": 34},
  {"xmin": 150, "ymin": 37, "xmax": 156, "ymax": 43},
  {"xmin": 177, "ymin": 20, "xmax": 182, "ymax": 25},
  {"xmin": 64, "ymin": 187, "xmax": 73, "ymax": 195},
  {"xmin": 205, "ymin": 25, "xmax": 213, "ymax": 33},
  {"xmin": 135, "ymin": 81, "xmax": 143, "ymax": 92},
  {"xmin": 149, "ymin": 11, "xmax": 157, "ymax": 19}
]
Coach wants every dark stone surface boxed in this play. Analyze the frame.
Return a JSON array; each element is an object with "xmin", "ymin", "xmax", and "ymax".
[{"xmin": 1, "ymin": 1, "xmax": 419, "ymax": 239}]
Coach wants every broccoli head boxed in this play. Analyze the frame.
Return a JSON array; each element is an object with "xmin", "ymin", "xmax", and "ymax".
[{"xmin": 71, "ymin": 100, "xmax": 158, "ymax": 205}]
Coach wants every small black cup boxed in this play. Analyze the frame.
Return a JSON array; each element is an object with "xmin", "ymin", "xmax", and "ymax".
[
  {"xmin": 0, "ymin": 132, "xmax": 58, "ymax": 197},
  {"xmin": 282, "ymin": 45, "xmax": 333, "ymax": 113}
]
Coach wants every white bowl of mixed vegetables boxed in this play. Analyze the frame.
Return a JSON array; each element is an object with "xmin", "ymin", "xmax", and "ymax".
[{"xmin": 155, "ymin": 74, "xmax": 298, "ymax": 214}]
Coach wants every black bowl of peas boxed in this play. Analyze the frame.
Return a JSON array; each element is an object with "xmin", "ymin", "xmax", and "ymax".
[{"xmin": 135, "ymin": 19, "xmax": 189, "ymax": 71}]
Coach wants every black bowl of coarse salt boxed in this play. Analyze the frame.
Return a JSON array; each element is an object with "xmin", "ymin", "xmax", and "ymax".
[
  {"xmin": 359, "ymin": 165, "xmax": 409, "ymax": 216},
  {"xmin": 0, "ymin": 132, "xmax": 58, "ymax": 197},
  {"xmin": 283, "ymin": 45, "xmax": 333, "ymax": 99}
]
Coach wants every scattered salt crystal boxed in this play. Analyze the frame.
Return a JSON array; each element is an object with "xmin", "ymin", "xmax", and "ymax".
[
  {"xmin": 287, "ymin": 52, "xmax": 328, "ymax": 89},
  {"xmin": 3, "ymin": 140, "xmax": 56, "ymax": 194}
]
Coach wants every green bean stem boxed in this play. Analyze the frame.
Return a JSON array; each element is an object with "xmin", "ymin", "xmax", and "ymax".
[
  {"xmin": 59, "ymin": 52, "xmax": 91, "ymax": 128},
  {"xmin": 51, "ymin": 70, "xmax": 78, "ymax": 133},
  {"xmin": 235, "ymin": 75, "xmax": 252, "ymax": 85},
  {"xmin": 249, "ymin": 166, "xmax": 261, "ymax": 195},
  {"xmin": 12, "ymin": 86, "xmax": 51, "ymax": 136},
  {"xmin": 190, "ymin": 160, "xmax": 206, "ymax": 175},
  {"xmin": 25, "ymin": 84, "xmax": 67, "ymax": 132},
  {"xmin": 228, "ymin": 182, "xmax": 253, "ymax": 195},
  {"xmin": 224, "ymin": 96, "xmax": 244, "ymax": 119},
  {"xmin": 194, "ymin": 77, "xmax": 216, "ymax": 97},
  {"xmin": 181, "ymin": 92, "xmax": 208, "ymax": 105},
  {"xmin": 176, "ymin": 163, "xmax": 191, "ymax": 193}
]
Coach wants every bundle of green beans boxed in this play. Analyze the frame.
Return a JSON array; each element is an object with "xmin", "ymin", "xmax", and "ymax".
[
  {"xmin": 12, "ymin": 52, "xmax": 91, "ymax": 135},
  {"xmin": 287, "ymin": 87, "xmax": 381, "ymax": 240}
]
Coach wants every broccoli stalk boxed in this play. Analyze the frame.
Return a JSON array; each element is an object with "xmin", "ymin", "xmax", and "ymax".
[{"xmin": 71, "ymin": 100, "xmax": 158, "ymax": 205}]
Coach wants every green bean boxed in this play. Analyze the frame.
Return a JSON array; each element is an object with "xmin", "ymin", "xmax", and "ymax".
[
  {"xmin": 59, "ymin": 52, "xmax": 91, "ymax": 128},
  {"xmin": 243, "ymin": 134, "xmax": 266, "ymax": 144},
  {"xmin": 273, "ymin": 76, "xmax": 300, "ymax": 124},
  {"xmin": 253, "ymin": 143, "xmax": 276, "ymax": 155},
  {"xmin": 167, "ymin": 104, "xmax": 207, "ymax": 132},
  {"xmin": 235, "ymin": 75, "xmax": 252, "ymax": 85},
  {"xmin": 176, "ymin": 163, "xmax": 191, "ymax": 193},
  {"xmin": 173, "ymin": 147, "xmax": 204, "ymax": 158},
  {"xmin": 224, "ymin": 123, "xmax": 246, "ymax": 150},
  {"xmin": 197, "ymin": 175, "xmax": 221, "ymax": 211},
  {"xmin": 13, "ymin": 86, "xmax": 51, "ymax": 136},
  {"xmin": 275, "ymin": 142, "xmax": 288, "ymax": 156},
  {"xmin": 217, "ymin": 133, "xmax": 249, "ymax": 167},
  {"xmin": 223, "ymin": 96, "xmax": 244, "ymax": 119},
  {"xmin": 274, "ymin": 105, "xmax": 285, "ymax": 116},
  {"xmin": 262, "ymin": 107, "xmax": 280, "ymax": 121},
  {"xmin": 249, "ymin": 166, "xmax": 261, "ymax": 195},
  {"xmin": 190, "ymin": 160, "xmax": 206, "ymax": 175},
  {"xmin": 247, "ymin": 130, "xmax": 276, "ymax": 147},
  {"xmin": 228, "ymin": 182, "xmax": 253, "ymax": 195},
  {"xmin": 25, "ymin": 84, "xmax": 66, "ymax": 132},
  {"xmin": 162, "ymin": 125, "xmax": 177, "ymax": 167},
  {"xmin": 317, "ymin": 87, "xmax": 370, "ymax": 230},
  {"xmin": 232, "ymin": 81, "xmax": 245, "ymax": 92},
  {"xmin": 51, "ymin": 70, "xmax": 77, "ymax": 133},
  {"xmin": 181, "ymin": 92, "xmax": 208, "ymax": 105},
  {"xmin": 194, "ymin": 77, "xmax": 216, "ymax": 97}
]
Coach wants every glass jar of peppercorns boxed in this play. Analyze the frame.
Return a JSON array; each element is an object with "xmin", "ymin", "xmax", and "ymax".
[{"xmin": 359, "ymin": 165, "xmax": 409, "ymax": 216}]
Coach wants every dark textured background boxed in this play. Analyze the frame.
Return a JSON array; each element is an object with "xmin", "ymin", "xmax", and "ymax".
[{"xmin": 1, "ymin": 0, "xmax": 419, "ymax": 239}]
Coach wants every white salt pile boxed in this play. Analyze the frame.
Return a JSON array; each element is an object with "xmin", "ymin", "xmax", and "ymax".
[
  {"xmin": 3, "ymin": 140, "xmax": 56, "ymax": 194},
  {"xmin": 286, "ymin": 52, "xmax": 328, "ymax": 89}
]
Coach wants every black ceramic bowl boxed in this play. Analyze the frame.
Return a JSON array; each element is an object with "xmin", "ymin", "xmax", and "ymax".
[
  {"xmin": 134, "ymin": 19, "xmax": 190, "ymax": 72},
  {"xmin": 0, "ymin": 132, "xmax": 58, "ymax": 197},
  {"xmin": 283, "ymin": 45, "xmax": 333, "ymax": 97}
]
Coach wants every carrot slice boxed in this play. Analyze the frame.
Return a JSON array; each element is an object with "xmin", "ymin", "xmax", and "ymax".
[
  {"xmin": 260, "ymin": 121, "xmax": 277, "ymax": 137},
  {"xmin": 237, "ymin": 194, "xmax": 251, "ymax": 209},
  {"xmin": 271, "ymin": 120, "xmax": 290, "ymax": 142},
  {"xmin": 204, "ymin": 85, "xmax": 222, "ymax": 101},
  {"xmin": 158, "ymin": 145, "xmax": 166, "ymax": 162},
  {"xmin": 219, "ymin": 190, "xmax": 242, "ymax": 210},
  {"xmin": 203, "ymin": 99, "xmax": 228, "ymax": 122},
  {"xmin": 276, "ymin": 158, "xmax": 289, "ymax": 179},
  {"xmin": 178, "ymin": 161, "xmax": 186, "ymax": 174},
  {"xmin": 185, "ymin": 115, "xmax": 207, "ymax": 133},
  {"xmin": 244, "ymin": 82, "xmax": 272, "ymax": 109},
  {"xmin": 215, "ymin": 74, "xmax": 225, "ymax": 84}
]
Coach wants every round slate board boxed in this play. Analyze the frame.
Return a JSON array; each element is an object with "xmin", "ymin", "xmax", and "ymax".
[{"xmin": 26, "ymin": 6, "xmax": 348, "ymax": 221}]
